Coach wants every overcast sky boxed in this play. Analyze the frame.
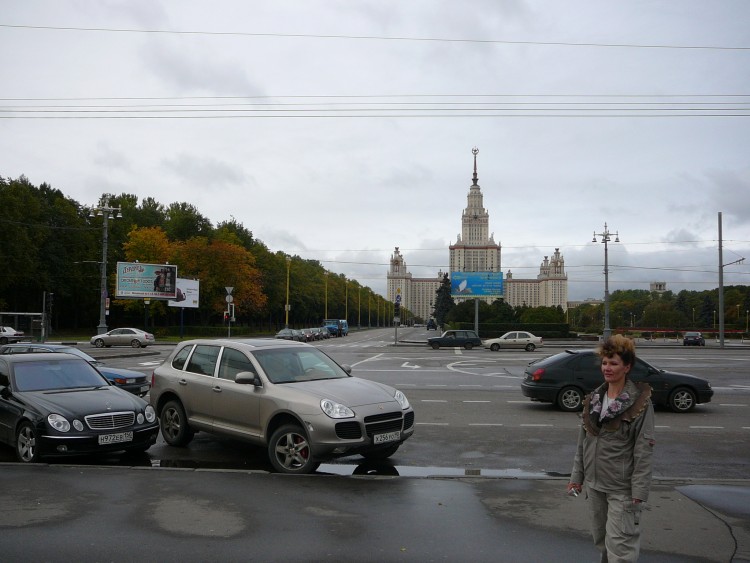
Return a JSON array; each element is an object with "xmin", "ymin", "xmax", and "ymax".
[{"xmin": 2, "ymin": 1, "xmax": 749, "ymax": 301}]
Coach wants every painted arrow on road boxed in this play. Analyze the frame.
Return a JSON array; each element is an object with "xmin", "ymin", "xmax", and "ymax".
[{"xmin": 401, "ymin": 362, "xmax": 421, "ymax": 369}]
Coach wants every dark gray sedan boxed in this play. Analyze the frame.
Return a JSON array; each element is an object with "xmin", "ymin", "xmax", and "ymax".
[
  {"xmin": 0, "ymin": 343, "xmax": 150, "ymax": 396},
  {"xmin": 521, "ymin": 349, "xmax": 714, "ymax": 413}
]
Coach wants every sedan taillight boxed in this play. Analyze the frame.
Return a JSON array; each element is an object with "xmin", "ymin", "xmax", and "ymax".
[{"xmin": 531, "ymin": 368, "xmax": 545, "ymax": 381}]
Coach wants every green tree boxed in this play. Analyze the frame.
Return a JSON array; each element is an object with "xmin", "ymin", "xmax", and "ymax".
[
  {"xmin": 164, "ymin": 202, "xmax": 213, "ymax": 241},
  {"xmin": 433, "ymin": 273, "xmax": 454, "ymax": 328}
]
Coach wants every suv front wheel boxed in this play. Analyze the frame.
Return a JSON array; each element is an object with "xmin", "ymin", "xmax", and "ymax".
[{"xmin": 268, "ymin": 424, "xmax": 320, "ymax": 474}]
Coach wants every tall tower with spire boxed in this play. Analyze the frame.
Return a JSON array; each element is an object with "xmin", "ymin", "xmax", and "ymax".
[{"xmin": 449, "ymin": 148, "xmax": 502, "ymax": 292}]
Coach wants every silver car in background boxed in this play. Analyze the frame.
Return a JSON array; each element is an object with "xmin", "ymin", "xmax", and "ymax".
[
  {"xmin": 90, "ymin": 328, "xmax": 154, "ymax": 348},
  {"xmin": 483, "ymin": 331, "xmax": 544, "ymax": 352},
  {"xmin": 150, "ymin": 338, "xmax": 415, "ymax": 474}
]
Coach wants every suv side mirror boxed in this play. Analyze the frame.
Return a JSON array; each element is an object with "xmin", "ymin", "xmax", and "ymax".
[{"xmin": 235, "ymin": 371, "xmax": 262, "ymax": 387}]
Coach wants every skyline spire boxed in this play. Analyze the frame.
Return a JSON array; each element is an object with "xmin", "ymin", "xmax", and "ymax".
[{"xmin": 472, "ymin": 146, "xmax": 479, "ymax": 186}]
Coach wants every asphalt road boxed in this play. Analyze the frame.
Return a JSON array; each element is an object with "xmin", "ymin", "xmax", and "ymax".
[
  {"xmin": 2, "ymin": 330, "xmax": 748, "ymax": 562},
  {"xmin": 4, "ymin": 328, "xmax": 745, "ymax": 480}
]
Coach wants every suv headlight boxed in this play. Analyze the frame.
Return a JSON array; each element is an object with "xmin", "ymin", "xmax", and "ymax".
[
  {"xmin": 394, "ymin": 390, "xmax": 410, "ymax": 410},
  {"xmin": 320, "ymin": 399, "xmax": 355, "ymax": 419},
  {"xmin": 48, "ymin": 413, "xmax": 71, "ymax": 432},
  {"xmin": 145, "ymin": 405, "xmax": 156, "ymax": 423}
]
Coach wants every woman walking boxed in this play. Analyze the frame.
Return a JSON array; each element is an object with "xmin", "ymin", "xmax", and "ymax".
[{"xmin": 568, "ymin": 335, "xmax": 655, "ymax": 562}]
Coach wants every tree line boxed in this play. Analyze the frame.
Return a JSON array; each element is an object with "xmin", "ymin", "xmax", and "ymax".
[
  {"xmin": 0, "ymin": 176, "xmax": 394, "ymax": 335},
  {"xmin": 2, "ymin": 175, "xmax": 747, "ymax": 337}
]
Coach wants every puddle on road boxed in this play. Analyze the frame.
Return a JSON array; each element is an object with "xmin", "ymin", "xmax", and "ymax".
[{"xmin": 317, "ymin": 462, "xmax": 551, "ymax": 478}]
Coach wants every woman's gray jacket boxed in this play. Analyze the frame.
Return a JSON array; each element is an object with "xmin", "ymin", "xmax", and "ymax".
[{"xmin": 571, "ymin": 379, "xmax": 655, "ymax": 501}]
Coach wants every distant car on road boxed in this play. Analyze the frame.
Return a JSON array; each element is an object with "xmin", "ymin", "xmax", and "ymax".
[
  {"xmin": 521, "ymin": 349, "xmax": 713, "ymax": 413},
  {"xmin": 312, "ymin": 327, "xmax": 329, "ymax": 340},
  {"xmin": 0, "ymin": 326, "xmax": 24, "ymax": 344},
  {"xmin": 426, "ymin": 319, "xmax": 437, "ymax": 330},
  {"xmin": 428, "ymin": 330, "xmax": 482, "ymax": 350},
  {"xmin": 90, "ymin": 328, "xmax": 154, "ymax": 348},
  {"xmin": 300, "ymin": 328, "xmax": 316, "ymax": 342},
  {"xmin": 483, "ymin": 331, "xmax": 543, "ymax": 352},
  {"xmin": 275, "ymin": 328, "xmax": 304, "ymax": 342},
  {"xmin": 683, "ymin": 331, "xmax": 706, "ymax": 346},
  {"xmin": 150, "ymin": 338, "xmax": 415, "ymax": 474},
  {"xmin": 0, "ymin": 353, "xmax": 158, "ymax": 462},
  {"xmin": 0, "ymin": 343, "xmax": 150, "ymax": 396}
]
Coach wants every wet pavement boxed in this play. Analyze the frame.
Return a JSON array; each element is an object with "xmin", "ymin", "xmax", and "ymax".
[
  {"xmin": 20, "ymin": 340, "xmax": 746, "ymax": 561},
  {"xmin": 0, "ymin": 462, "xmax": 747, "ymax": 562}
]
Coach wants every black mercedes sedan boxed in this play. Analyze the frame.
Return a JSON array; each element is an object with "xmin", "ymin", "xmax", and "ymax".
[
  {"xmin": 521, "ymin": 349, "xmax": 713, "ymax": 413},
  {"xmin": 0, "ymin": 353, "xmax": 159, "ymax": 463}
]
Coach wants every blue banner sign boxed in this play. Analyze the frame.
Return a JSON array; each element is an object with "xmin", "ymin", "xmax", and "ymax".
[{"xmin": 450, "ymin": 271, "xmax": 504, "ymax": 297}]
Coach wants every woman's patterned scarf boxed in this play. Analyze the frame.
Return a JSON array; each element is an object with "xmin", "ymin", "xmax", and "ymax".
[{"xmin": 590, "ymin": 389, "xmax": 631, "ymax": 425}]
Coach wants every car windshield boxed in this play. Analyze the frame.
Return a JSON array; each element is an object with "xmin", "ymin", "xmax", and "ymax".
[
  {"xmin": 253, "ymin": 348, "xmax": 348, "ymax": 384},
  {"xmin": 13, "ymin": 359, "xmax": 108, "ymax": 392}
]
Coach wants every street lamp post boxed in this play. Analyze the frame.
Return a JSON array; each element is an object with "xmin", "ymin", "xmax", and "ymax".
[
  {"xmin": 285, "ymin": 256, "xmax": 291, "ymax": 328},
  {"xmin": 592, "ymin": 223, "xmax": 619, "ymax": 340},
  {"xmin": 345, "ymin": 280, "xmax": 348, "ymax": 324},
  {"xmin": 358, "ymin": 286, "xmax": 361, "ymax": 329},
  {"xmin": 324, "ymin": 272, "xmax": 328, "ymax": 320},
  {"xmin": 89, "ymin": 197, "xmax": 122, "ymax": 334}
]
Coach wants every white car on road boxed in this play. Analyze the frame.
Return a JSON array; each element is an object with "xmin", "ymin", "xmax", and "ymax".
[{"xmin": 483, "ymin": 331, "xmax": 543, "ymax": 352}]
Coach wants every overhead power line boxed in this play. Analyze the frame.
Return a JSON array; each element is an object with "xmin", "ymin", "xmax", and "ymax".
[{"xmin": 1, "ymin": 24, "xmax": 748, "ymax": 51}]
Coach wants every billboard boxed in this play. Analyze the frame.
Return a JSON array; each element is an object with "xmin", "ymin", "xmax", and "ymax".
[
  {"xmin": 168, "ymin": 278, "xmax": 200, "ymax": 308},
  {"xmin": 450, "ymin": 271, "xmax": 504, "ymax": 297},
  {"xmin": 115, "ymin": 262, "xmax": 178, "ymax": 299}
]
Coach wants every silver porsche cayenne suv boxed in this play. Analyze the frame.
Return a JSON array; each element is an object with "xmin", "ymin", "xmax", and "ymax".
[{"xmin": 150, "ymin": 338, "xmax": 415, "ymax": 474}]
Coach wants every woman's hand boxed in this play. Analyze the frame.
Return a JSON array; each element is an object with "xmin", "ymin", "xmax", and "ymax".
[{"xmin": 567, "ymin": 483, "xmax": 582, "ymax": 496}]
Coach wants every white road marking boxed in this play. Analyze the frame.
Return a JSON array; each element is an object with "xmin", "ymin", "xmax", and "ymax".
[
  {"xmin": 689, "ymin": 426, "xmax": 724, "ymax": 429},
  {"xmin": 463, "ymin": 400, "xmax": 491, "ymax": 403},
  {"xmin": 421, "ymin": 399, "xmax": 448, "ymax": 403},
  {"xmin": 520, "ymin": 424, "xmax": 554, "ymax": 427},
  {"xmin": 469, "ymin": 423, "xmax": 504, "ymax": 426}
]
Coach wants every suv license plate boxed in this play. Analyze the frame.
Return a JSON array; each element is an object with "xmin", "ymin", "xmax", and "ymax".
[
  {"xmin": 98, "ymin": 431, "xmax": 133, "ymax": 445},
  {"xmin": 373, "ymin": 431, "xmax": 400, "ymax": 445}
]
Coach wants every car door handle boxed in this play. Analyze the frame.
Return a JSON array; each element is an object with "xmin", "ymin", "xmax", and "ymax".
[
  {"xmin": 178, "ymin": 379, "xmax": 187, "ymax": 386},
  {"xmin": 212, "ymin": 386, "xmax": 222, "ymax": 393}
]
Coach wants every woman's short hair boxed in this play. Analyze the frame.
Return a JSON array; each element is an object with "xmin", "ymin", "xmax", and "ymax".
[{"xmin": 597, "ymin": 334, "xmax": 636, "ymax": 367}]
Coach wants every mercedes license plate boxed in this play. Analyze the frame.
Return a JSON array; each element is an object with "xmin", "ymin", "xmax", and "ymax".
[
  {"xmin": 373, "ymin": 431, "xmax": 400, "ymax": 444},
  {"xmin": 98, "ymin": 431, "xmax": 133, "ymax": 445}
]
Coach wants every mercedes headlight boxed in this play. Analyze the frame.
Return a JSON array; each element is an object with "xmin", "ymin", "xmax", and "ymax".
[{"xmin": 48, "ymin": 413, "xmax": 71, "ymax": 432}]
